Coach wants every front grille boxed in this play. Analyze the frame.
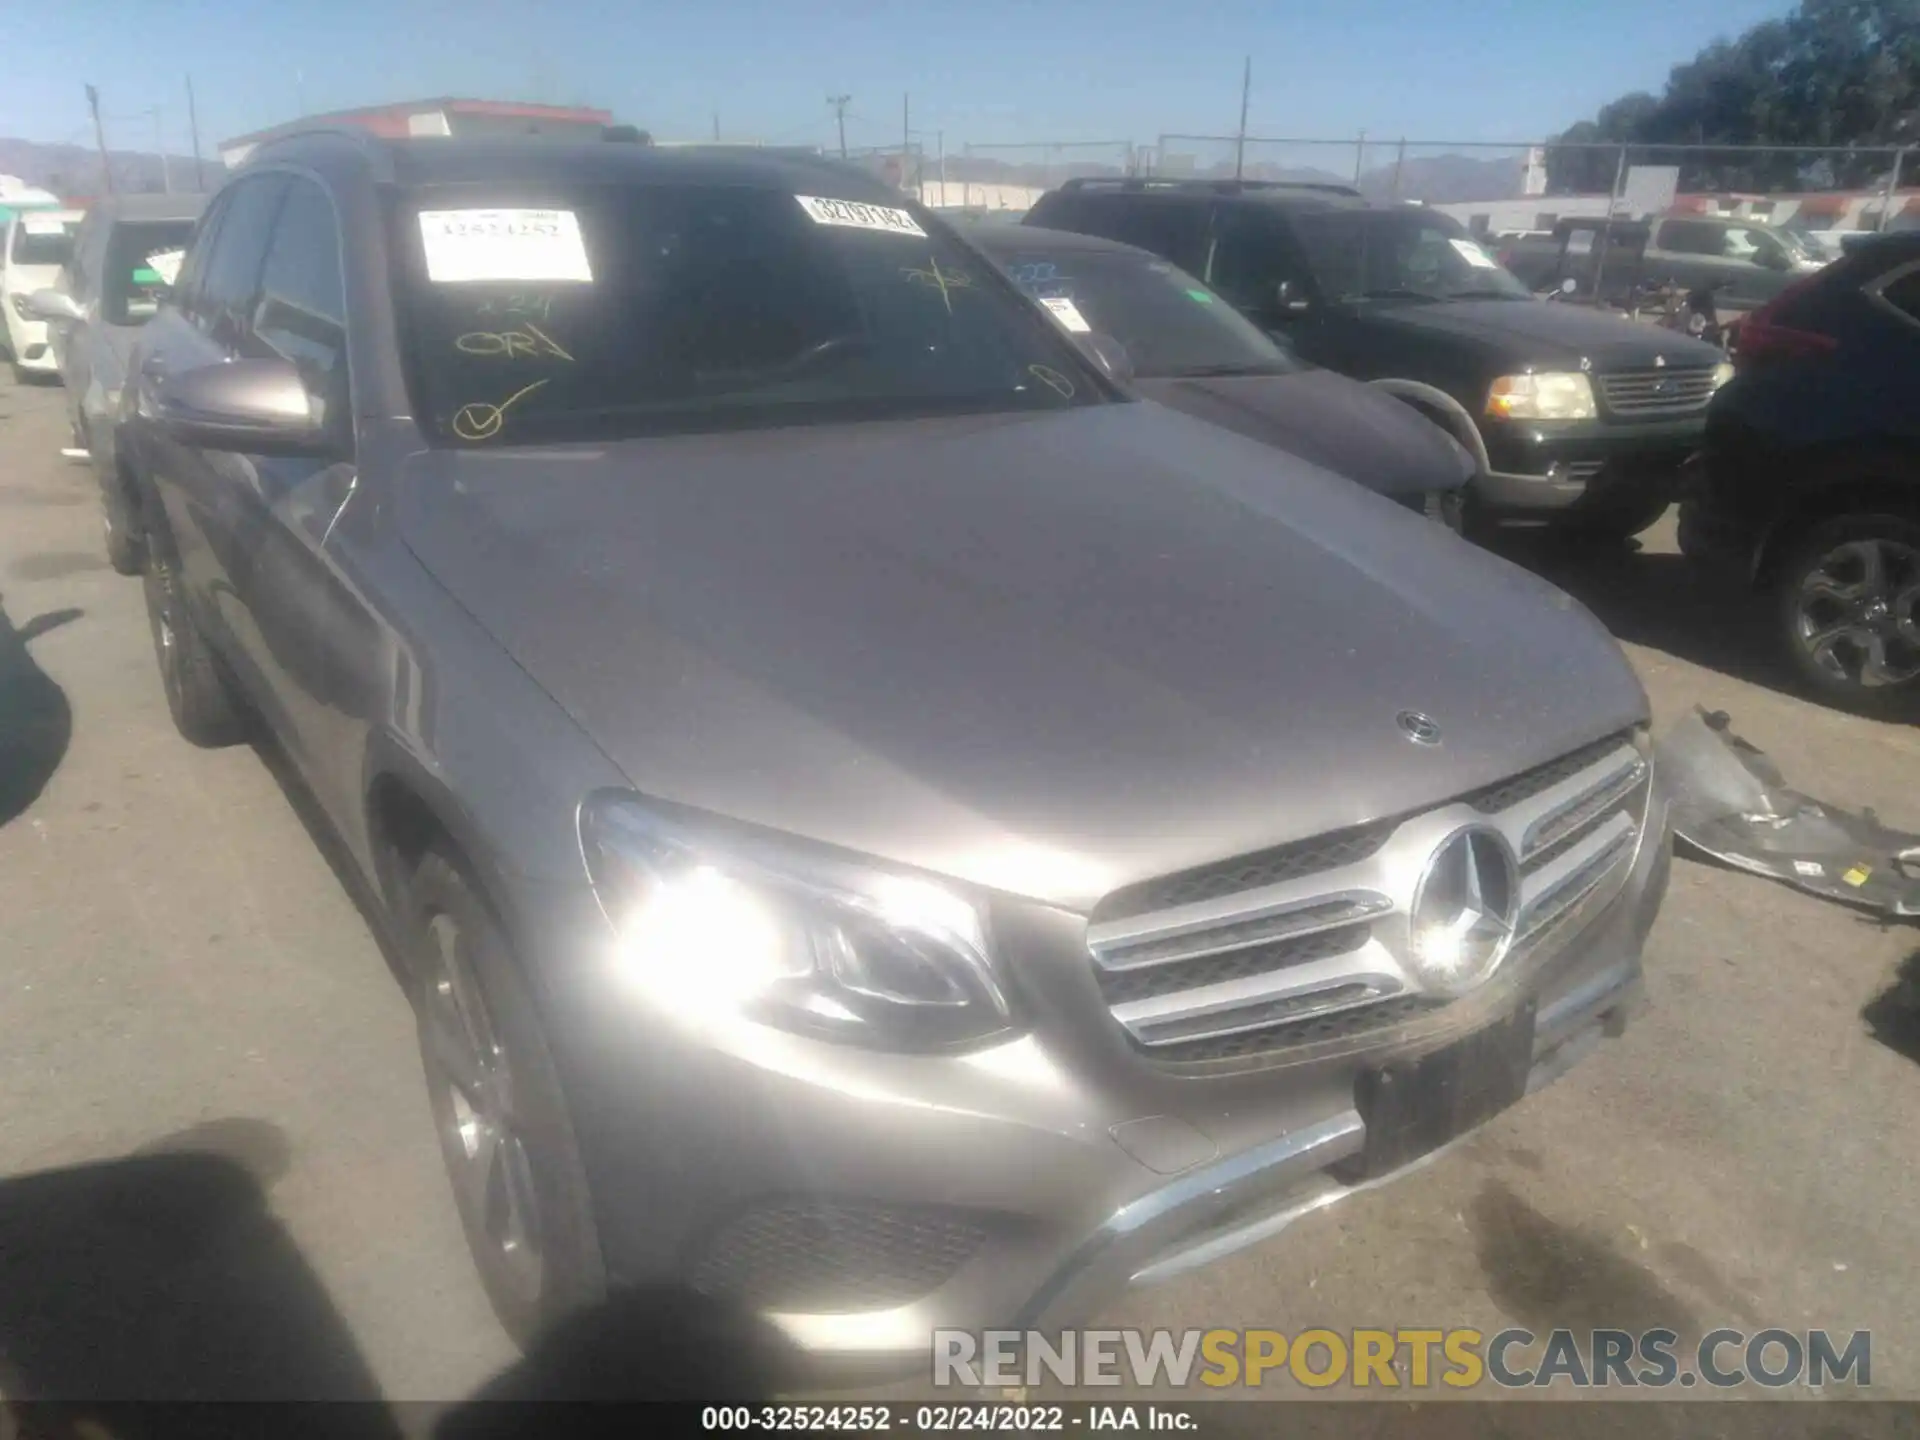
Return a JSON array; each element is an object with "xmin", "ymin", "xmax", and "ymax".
[
  {"xmin": 1596, "ymin": 366, "xmax": 1717, "ymax": 417},
  {"xmin": 1466, "ymin": 733, "xmax": 1626, "ymax": 814},
  {"xmin": 692, "ymin": 1200, "xmax": 989, "ymax": 1313},
  {"xmin": 1094, "ymin": 821, "xmax": 1394, "ymax": 922},
  {"xmin": 1086, "ymin": 731, "xmax": 1651, "ymax": 1069},
  {"xmin": 1144, "ymin": 993, "xmax": 1445, "ymax": 1064}
]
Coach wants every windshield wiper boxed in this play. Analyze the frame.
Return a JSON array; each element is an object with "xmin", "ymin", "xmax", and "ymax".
[
  {"xmin": 1174, "ymin": 361, "xmax": 1287, "ymax": 378},
  {"xmin": 1450, "ymin": 288, "xmax": 1529, "ymax": 300},
  {"xmin": 1350, "ymin": 288, "xmax": 1443, "ymax": 303}
]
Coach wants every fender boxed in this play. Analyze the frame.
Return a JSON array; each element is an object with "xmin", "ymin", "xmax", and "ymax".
[{"xmin": 1367, "ymin": 378, "xmax": 1490, "ymax": 473}]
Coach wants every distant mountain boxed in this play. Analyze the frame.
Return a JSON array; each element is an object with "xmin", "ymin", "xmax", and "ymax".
[
  {"xmin": 1357, "ymin": 152, "xmax": 1524, "ymax": 204},
  {"xmin": 0, "ymin": 137, "xmax": 219, "ymax": 200}
]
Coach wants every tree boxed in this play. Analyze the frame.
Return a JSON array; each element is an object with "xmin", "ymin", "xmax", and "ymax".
[{"xmin": 1547, "ymin": 0, "xmax": 1920, "ymax": 194}]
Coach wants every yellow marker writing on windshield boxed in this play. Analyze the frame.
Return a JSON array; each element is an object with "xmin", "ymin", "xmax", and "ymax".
[
  {"xmin": 1027, "ymin": 364, "xmax": 1075, "ymax": 398},
  {"xmin": 452, "ymin": 379, "xmax": 551, "ymax": 441},
  {"xmin": 456, "ymin": 322, "xmax": 574, "ymax": 361}
]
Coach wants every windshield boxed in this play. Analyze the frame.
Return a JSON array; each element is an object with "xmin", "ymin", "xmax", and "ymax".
[
  {"xmin": 394, "ymin": 183, "xmax": 1102, "ymax": 446},
  {"xmin": 1292, "ymin": 210, "xmax": 1533, "ymax": 302},
  {"xmin": 990, "ymin": 245, "xmax": 1301, "ymax": 379},
  {"xmin": 8, "ymin": 216, "xmax": 77, "ymax": 268}
]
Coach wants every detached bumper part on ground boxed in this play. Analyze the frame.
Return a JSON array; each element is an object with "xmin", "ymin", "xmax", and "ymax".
[{"xmin": 1661, "ymin": 707, "xmax": 1920, "ymax": 917}]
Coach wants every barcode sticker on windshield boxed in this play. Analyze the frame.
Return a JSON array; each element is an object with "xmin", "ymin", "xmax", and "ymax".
[
  {"xmin": 1450, "ymin": 238, "xmax": 1498, "ymax": 269},
  {"xmin": 22, "ymin": 215, "xmax": 69, "ymax": 235},
  {"xmin": 794, "ymin": 195, "xmax": 926, "ymax": 238},
  {"xmin": 1040, "ymin": 296, "xmax": 1092, "ymax": 333},
  {"xmin": 146, "ymin": 249, "xmax": 186, "ymax": 286},
  {"xmin": 418, "ymin": 209, "xmax": 593, "ymax": 284}
]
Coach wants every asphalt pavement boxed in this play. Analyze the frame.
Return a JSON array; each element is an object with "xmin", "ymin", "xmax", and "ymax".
[{"xmin": 0, "ymin": 370, "xmax": 1916, "ymax": 1411}]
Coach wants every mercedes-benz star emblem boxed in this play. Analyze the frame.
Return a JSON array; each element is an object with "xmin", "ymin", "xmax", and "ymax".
[
  {"xmin": 1407, "ymin": 827, "xmax": 1520, "ymax": 995},
  {"xmin": 1397, "ymin": 710, "xmax": 1442, "ymax": 745}
]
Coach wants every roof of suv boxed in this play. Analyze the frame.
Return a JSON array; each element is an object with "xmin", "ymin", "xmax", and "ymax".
[
  {"xmin": 250, "ymin": 131, "xmax": 900, "ymax": 200},
  {"xmin": 1044, "ymin": 176, "xmax": 1370, "ymax": 212},
  {"xmin": 958, "ymin": 221, "xmax": 1147, "ymax": 257}
]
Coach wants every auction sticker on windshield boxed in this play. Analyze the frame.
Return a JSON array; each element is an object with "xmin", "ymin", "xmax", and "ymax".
[
  {"xmin": 795, "ymin": 195, "xmax": 927, "ymax": 238},
  {"xmin": 1450, "ymin": 238, "xmax": 1498, "ymax": 269},
  {"xmin": 23, "ymin": 215, "xmax": 70, "ymax": 235},
  {"xmin": 1040, "ymin": 296, "xmax": 1092, "ymax": 333},
  {"xmin": 418, "ymin": 209, "xmax": 593, "ymax": 284}
]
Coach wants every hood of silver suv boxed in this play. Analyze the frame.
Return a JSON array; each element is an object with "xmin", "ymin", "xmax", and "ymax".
[{"xmin": 397, "ymin": 402, "xmax": 1647, "ymax": 911}]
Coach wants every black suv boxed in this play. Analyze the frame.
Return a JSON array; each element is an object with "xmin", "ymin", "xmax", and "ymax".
[
  {"xmin": 1681, "ymin": 232, "xmax": 1920, "ymax": 714},
  {"xmin": 1025, "ymin": 178, "xmax": 1730, "ymax": 540}
]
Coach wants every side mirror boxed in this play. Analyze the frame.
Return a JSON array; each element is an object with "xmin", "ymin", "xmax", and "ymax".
[
  {"xmin": 154, "ymin": 357, "xmax": 333, "ymax": 457},
  {"xmin": 1755, "ymin": 247, "xmax": 1793, "ymax": 272},
  {"xmin": 1559, "ymin": 277, "xmax": 1579, "ymax": 295},
  {"xmin": 24, "ymin": 289, "xmax": 83, "ymax": 324},
  {"xmin": 1079, "ymin": 332, "xmax": 1134, "ymax": 386}
]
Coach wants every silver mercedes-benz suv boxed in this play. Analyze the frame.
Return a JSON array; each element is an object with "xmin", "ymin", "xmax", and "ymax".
[{"xmin": 113, "ymin": 129, "xmax": 1670, "ymax": 1362}]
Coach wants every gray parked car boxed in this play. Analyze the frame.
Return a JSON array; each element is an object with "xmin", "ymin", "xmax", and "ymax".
[
  {"xmin": 25, "ymin": 192, "xmax": 206, "ymax": 574},
  {"xmin": 960, "ymin": 223, "xmax": 1473, "ymax": 529},
  {"xmin": 114, "ymin": 131, "xmax": 1670, "ymax": 1360}
]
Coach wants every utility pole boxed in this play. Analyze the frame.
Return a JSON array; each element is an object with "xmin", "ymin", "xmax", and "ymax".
[
  {"xmin": 712, "ymin": 112, "xmax": 721, "ymax": 142},
  {"xmin": 186, "ymin": 75, "xmax": 205, "ymax": 191},
  {"xmin": 1353, "ymin": 129, "xmax": 1368, "ymax": 185},
  {"xmin": 937, "ymin": 129, "xmax": 946, "ymax": 207},
  {"xmin": 902, "ymin": 92, "xmax": 911, "ymax": 195},
  {"xmin": 827, "ymin": 94, "xmax": 851, "ymax": 159},
  {"xmin": 1233, "ymin": 56, "xmax": 1251, "ymax": 180},
  {"xmin": 1391, "ymin": 137, "xmax": 1407, "ymax": 200},
  {"xmin": 154, "ymin": 107, "xmax": 171, "ymax": 192},
  {"xmin": 86, "ymin": 84, "xmax": 115, "ymax": 193}
]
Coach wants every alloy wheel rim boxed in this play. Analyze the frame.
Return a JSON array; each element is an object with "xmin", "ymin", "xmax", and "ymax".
[
  {"xmin": 424, "ymin": 911, "xmax": 544, "ymax": 1305},
  {"xmin": 148, "ymin": 566, "xmax": 181, "ymax": 700},
  {"xmin": 1794, "ymin": 538, "xmax": 1920, "ymax": 690}
]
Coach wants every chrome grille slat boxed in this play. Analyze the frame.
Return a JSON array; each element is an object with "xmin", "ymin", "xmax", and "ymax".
[
  {"xmin": 1086, "ymin": 730, "xmax": 1653, "ymax": 1067},
  {"xmin": 1096, "ymin": 924, "xmax": 1373, "ymax": 1006},
  {"xmin": 1090, "ymin": 892, "xmax": 1393, "ymax": 970},
  {"xmin": 1518, "ymin": 815, "xmax": 1638, "ymax": 940},
  {"xmin": 1597, "ymin": 367, "xmax": 1717, "ymax": 417},
  {"xmin": 1520, "ymin": 753, "xmax": 1647, "ymax": 860},
  {"xmin": 1114, "ymin": 962, "xmax": 1405, "ymax": 1047}
]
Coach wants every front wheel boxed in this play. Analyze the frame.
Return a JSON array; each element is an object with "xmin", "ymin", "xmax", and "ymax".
[
  {"xmin": 142, "ymin": 549, "xmax": 246, "ymax": 746},
  {"xmin": 1775, "ymin": 514, "xmax": 1920, "ymax": 715},
  {"xmin": 103, "ymin": 467, "xmax": 145, "ymax": 577},
  {"xmin": 406, "ymin": 846, "xmax": 606, "ymax": 1346},
  {"xmin": 1554, "ymin": 477, "xmax": 1673, "ymax": 543}
]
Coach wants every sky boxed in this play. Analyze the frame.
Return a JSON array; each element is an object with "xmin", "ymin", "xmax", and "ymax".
[{"xmin": 5, "ymin": 0, "xmax": 1798, "ymax": 162}]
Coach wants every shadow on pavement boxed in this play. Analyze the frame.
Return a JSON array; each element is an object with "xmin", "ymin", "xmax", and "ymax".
[
  {"xmin": 1863, "ymin": 948, "xmax": 1920, "ymax": 1067},
  {"xmin": 1483, "ymin": 528, "xmax": 1795, "ymax": 698},
  {"xmin": 0, "ymin": 597, "xmax": 79, "ymax": 828},
  {"xmin": 0, "ymin": 1121, "xmax": 399, "ymax": 1427}
]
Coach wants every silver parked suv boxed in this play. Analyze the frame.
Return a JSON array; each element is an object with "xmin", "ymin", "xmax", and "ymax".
[{"xmin": 114, "ymin": 130, "xmax": 1670, "ymax": 1361}]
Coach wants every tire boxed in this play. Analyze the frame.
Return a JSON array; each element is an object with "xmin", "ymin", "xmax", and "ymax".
[
  {"xmin": 1554, "ymin": 479, "xmax": 1673, "ymax": 543},
  {"xmin": 102, "ymin": 475, "xmax": 146, "ymax": 576},
  {"xmin": 405, "ymin": 845, "xmax": 606, "ymax": 1346},
  {"xmin": 1774, "ymin": 512, "xmax": 1920, "ymax": 716},
  {"xmin": 141, "ymin": 547, "xmax": 247, "ymax": 746}
]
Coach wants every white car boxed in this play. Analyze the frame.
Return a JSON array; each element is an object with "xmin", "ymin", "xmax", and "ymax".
[{"xmin": 2, "ymin": 207, "xmax": 83, "ymax": 379}]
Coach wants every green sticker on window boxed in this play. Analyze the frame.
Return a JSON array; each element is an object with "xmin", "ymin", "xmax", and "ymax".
[{"xmin": 1185, "ymin": 288, "xmax": 1214, "ymax": 303}]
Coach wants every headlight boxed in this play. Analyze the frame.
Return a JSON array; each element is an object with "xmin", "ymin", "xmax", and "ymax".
[
  {"xmin": 578, "ymin": 793, "xmax": 1011, "ymax": 1050},
  {"xmin": 1710, "ymin": 361, "xmax": 1735, "ymax": 391},
  {"xmin": 1485, "ymin": 371, "xmax": 1596, "ymax": 420}
]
